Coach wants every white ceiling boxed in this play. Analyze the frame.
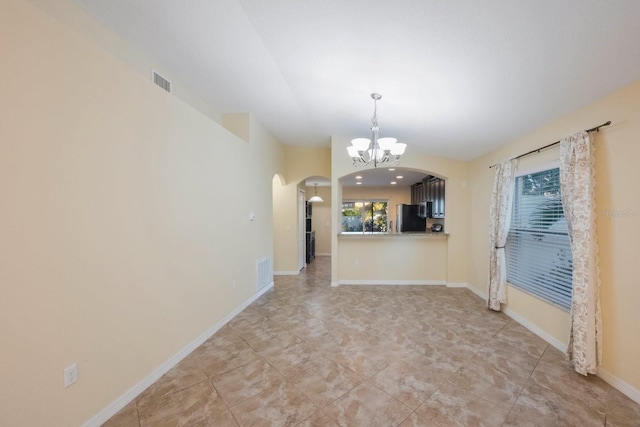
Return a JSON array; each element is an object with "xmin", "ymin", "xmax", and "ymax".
[
  {"xmin": 75, "ymin": 0, "xmax": 640, "ymax": 161},
  {"xmin": 339, "ymin": 168, "xmax": 430, "ymax": 188},
  {"xmin": 305, "ymin": 168, "xmax": 429, "ymax": 188}
]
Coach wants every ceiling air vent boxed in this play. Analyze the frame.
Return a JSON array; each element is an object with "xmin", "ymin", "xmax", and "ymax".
[{"xmin": 152, "ymin": 70, "xmax": 171, "ymax": 93}]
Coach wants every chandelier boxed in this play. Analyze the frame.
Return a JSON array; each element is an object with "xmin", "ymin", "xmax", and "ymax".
[{"xmin": 347, "ymin": 93, "xmax": 406, "ymax": 167}]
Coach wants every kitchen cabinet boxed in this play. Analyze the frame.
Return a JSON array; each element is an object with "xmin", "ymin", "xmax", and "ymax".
[
  {"xmin": 410, "ymin": 182, "xmax": 425, "ymax": 205},
  {"xmin": 306, "ymin": 201, "xmax": 315, "ymax": 263},
  {"xmin": 306, "ymin": 231, "xmax": 315, "ymax": 264},
  {"xmin": 424, "ymin": 177, "xmax": 445, "ymax": 218},
  {"xmin": 412, "ymin": 177, "xmax": 445, "ymax": 218}
]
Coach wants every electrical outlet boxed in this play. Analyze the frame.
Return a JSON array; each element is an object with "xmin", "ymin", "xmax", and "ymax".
[{"xmin": 64, "ymin": 363, "xmax": 78, "ymax": 388}]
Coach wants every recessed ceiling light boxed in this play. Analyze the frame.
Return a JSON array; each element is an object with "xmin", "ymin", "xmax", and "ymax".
[
  {"xmin": 355, "ymin": 175, "xmax": 362, "ymax": 179},
  {"xmin": 396, "ymin": 176, "xmax": 403, "ymax": 179},
  {"xmin": 356, "ymin": 182, "xmax": 362, "ymax": 185},
  {"xmin": 388, "ymin": 168, "xmax": 396, "ymax": 171},
  {"xmin": 390, "ymin": 181, "xmax": 397, "ymax": 185}
]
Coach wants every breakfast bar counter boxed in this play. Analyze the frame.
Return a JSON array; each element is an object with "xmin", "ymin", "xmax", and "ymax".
[{"xmin": 336, "ymin": 232, "xmax": 449, "ymax": 285}]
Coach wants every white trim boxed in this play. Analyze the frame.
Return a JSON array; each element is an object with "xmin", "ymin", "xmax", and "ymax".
[
  {"xmin": 446, "ymin": 282, "xmax": 468, "ymax": 288},
  {"xmin": 598, "ymin": 368, "xmax": 640, "ymax": 405},
  {"xmin": 315, "ymin": 253, "xmax": 331, "ymax": 257},
  {"xmin": 331, "ymin": 281, "xmax": 339, "ymax": 287},
  {"xmin": 338, "ymin": 280, "xmax": 446, "ymax": 286},
  {"xmin": 81, "ymin": 282, "xmax": 274, "ymax": 427},
  {"xmin": 274, "ymin": 270, "xmax": 301, "ymax": 276},
  {"xmin": 464, "ymin": 283, "xmax": 640, "ymax": 405},
  {"xmin": 298, "ymin": 188, "xmax": 306, "ymax": 271},
  {"xmin": 503, "ymin": 307, "xmax": 567, "ymax": 352},
  {"xmin": 466, "ymin": 283, "xmax": 487, "ymax": 300},
  {"xmin": 463, "ymin": 283, "xmax": 567, "ymax": 351}
]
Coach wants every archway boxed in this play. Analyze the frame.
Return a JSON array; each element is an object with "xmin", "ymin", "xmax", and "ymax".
[{"xmin": 338, "ymin": 167, "xmax": 447, "ymax": 233}]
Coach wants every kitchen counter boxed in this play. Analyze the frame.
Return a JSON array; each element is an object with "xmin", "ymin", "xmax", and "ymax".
[{"xmin": 338, "ymin": 231, "xmax": 448, "ymax": 238}]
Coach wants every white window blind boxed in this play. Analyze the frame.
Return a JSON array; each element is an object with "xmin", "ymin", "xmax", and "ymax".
[{"xmin": 505, "ymin": 167, "xmax": 573, "ymax": 310}]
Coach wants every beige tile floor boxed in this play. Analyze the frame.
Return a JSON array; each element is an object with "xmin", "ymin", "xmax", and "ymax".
[{"xmin": 104, "ymin": 256, "xmax": 640, "ymax": 426}]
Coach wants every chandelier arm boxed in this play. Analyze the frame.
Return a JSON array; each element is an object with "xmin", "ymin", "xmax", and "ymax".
[{"xmin": 348, "ymin": 92, "xmax": 403, "ymax": 168}]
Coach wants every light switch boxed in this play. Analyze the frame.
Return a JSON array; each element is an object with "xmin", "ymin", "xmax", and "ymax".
[{"xmin": 249, "ymin": 212, "xmax": 256, "ymax": 221}]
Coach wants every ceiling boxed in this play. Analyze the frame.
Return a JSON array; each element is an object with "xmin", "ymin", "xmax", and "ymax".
[
  {"xmin": 305, "ymin": 168, "xmax": 428, "ymax": 188},
  {"xmin": 340, "ymin": 168, "xmax": 430, "ymax": 188},
  {"xmin": 75, "ymin": 0, "xmax": 640, "ymax": 161}
]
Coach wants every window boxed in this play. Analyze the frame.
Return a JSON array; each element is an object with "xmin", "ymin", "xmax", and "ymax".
[
  {"xmin": 341, "ymin": 200, "xmax": 388, "ymax": 233},
  {"xmin": 505, "ymin": 166, "xmax": 573, "ymax": 310}
]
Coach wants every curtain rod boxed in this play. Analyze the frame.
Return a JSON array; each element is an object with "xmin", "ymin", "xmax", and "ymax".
[{"xmin": 488, "ymin": 121, "xmax": 611, "ymax": 169}]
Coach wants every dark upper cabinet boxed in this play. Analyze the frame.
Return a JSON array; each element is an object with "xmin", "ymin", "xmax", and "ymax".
[
  {"xmin": 423, "ymin": 177, "xmax": 446, "ymax": 218},
  {"xmin": 410, "ymin": 182, "xmax": 425, "ymax": 204},
  {"xmin": 411, "ymin": 177, "xmax": 445, "ymax": 218}
]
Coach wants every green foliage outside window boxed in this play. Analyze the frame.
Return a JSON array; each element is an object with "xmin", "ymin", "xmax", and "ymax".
[
  {"xmin": 341, "ymin": 201, "xmax": 388, "ymax": 233},
  {"xmin": 518, "ymin": 168, "xmax": 565, "ymax": 229}
]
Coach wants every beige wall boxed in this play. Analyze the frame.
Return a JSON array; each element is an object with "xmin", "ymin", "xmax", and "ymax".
[
  {"xmin": 306, "ymin": 186, "xmax": 332, "ymax": 255},
  {"xmin": 28, "ymin": 0, "xmax": 224, "ymax": 125},
  {"xmin": 273, "ymin": 147, "xmax": 331, "ymax": 273},
  {"xmin": 0, "ymin": 1, "xmax": 284, "ymax": 425},
  {"xmin": 338, "ymin": 235, "xmax": 448, "ymax": 283},
  {"xmin": 468, "ymin": 80, "xmax": 640, "ymax": 394},
  {"xmin": 5, "ymin": 1, "xmax": 639, "ymax": 421},
  {"xmin": 331, "ymin": 137, "xmax": 471, "ymax": 287}
]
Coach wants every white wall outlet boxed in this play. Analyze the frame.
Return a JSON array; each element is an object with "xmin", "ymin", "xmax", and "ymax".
[
  {"xmin": 64, "ymin": 363, "xmax": 78, "ymax": 388},
  {"xmin": 354, "ymin": 258, "xmax": 360, "ymax": 266},
  {"xmin": 249, "ymin": 212, "xmax": 256, "ymax": 221}
]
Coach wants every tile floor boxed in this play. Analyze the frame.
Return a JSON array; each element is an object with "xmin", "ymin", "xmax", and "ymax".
[{"xmin": 104, "ymin": 256, "xmax": 640, "ymax": 426}]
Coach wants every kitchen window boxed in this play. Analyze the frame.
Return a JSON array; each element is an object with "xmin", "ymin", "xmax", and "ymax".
[
  {"xmin": 505, "ymin": 165, "xmax": 573, "ymax": 310},
  {"xmin": 341, "ymin": 200, "xmax": 388, "ymax": 233}
]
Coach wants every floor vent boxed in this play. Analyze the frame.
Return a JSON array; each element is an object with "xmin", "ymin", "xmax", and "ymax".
[
  {"xmin": 256, "ymin": 257, "xmax": 273, "ymax": 291},
  {"xmin": 152, "ymin": 70, "xmax": 171, "ymax": 93}
]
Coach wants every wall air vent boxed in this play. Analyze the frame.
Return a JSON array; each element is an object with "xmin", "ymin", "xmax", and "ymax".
[{"xmin": 152, "ymin": 70, "xmax": 171, "ymax": 93}]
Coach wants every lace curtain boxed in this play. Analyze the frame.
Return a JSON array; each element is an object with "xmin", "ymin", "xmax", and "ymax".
[
  {"xmin": 560, "ymin": 131, "xmax": 602, "ymax": 376},
  {"xmin": 488, "ymin": 160, "xmax": 515, "ymax": 311}
]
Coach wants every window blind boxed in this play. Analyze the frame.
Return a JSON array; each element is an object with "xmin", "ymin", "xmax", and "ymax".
[{"xmin": 505, "ymin": 167, "xmax": 573, "ymax": 310}]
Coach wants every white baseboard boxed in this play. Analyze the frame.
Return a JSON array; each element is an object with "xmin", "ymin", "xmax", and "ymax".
[
  {"xmin": 82, "ymin": 282, "xmax": 274, "ymax": 427},
  {"xmin": 446, "ymin": 282, "xmax": 468, "ymax": 288},
  {"xmin": 315, "ymin": 253, "xmax": 331, "ymax": 257},
  {"xmin": 338, "ymin": 280, "xmax": 446, "ymax": 286},
  {"xmin": 465, "ymin": 283, "xmax": 487, "ymax": 300},
  {"xmin": 502, "ymin": 307, "xmax": 567, "ymax": 353},
  {"xmin": 274, "ymin": 270, "xmax": 300, "ymax": 276},
  {"xmin": 463, "ymin": 283, "xmax": 640, "ymax": 404},
  {"xmin": 598, "ymin": 368, "xmax": 640, "ymax": 405},
  {"xmin": 463, "ymin": 283, "xmax": 567, "ymax": 352},
  {"xmin": 330, "ymin": 281, "xmax": 339, "ymax": 287}
]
